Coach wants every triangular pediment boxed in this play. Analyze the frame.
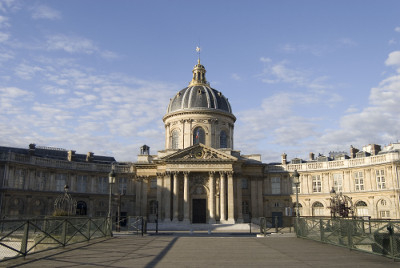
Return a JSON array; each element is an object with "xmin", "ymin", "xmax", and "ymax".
[{"xmin": 162, "ymin": 144, "xmax": 237, "ymax": 162}]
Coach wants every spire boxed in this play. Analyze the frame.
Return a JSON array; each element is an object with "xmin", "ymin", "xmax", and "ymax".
[{"xmin": 189, "ymin": 46, "xmax": 208, "ymax": 86}]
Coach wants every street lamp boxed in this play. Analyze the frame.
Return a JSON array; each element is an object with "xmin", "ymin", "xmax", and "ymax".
[
  {"xmin": 330, "ymin": 187, "xmax": 336, "ymax": 218},
  {"xmin": 108, "ymin": 166, "xmax": 116, "ymax": 236},
  {"xmin": 293, "ymin": 169, "xmax": 300, "ymax": 235},
  {"xmin": 116, "ymin": 189, "xmax": 126, "ymax": 232},
  {"xmin": 293, "ymin": 170, "xmax": 300, "ymax": 219}
]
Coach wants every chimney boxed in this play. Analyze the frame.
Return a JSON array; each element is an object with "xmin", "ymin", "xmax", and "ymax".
[
  {"xmin": 350, "ymin": 146, "xmax": 359, "ymax": 159},
  {"xmin": 309, "ymin": 152, "xmax": 315, "ymax": 161},
  {"xmin": 28, "ymin": 143, "xmax": 36, "ymax": 156},
  {"xmin": 281, "ymin": 153, "xmax": 287, "ymax": 165},
  {"xmin": 371, "ymin": 144, "xmax": 381, "ymax": 156},
  {"xmin": 140, "ymin": 145, "xmax": 150, "ymax": 155},
  {"xmin": 68, "ymin": 150, "xmax": 76, "ymax": 161},
  {"xmin": 86, "ymin": 152, "xmax": 94, "ymax": 162}
]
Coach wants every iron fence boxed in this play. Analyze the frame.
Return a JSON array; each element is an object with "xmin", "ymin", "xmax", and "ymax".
[
  {"xmin": 296, "ymin": 217, "xmax": 400, "ymax": 260},
  {"xmin": 0, "ymin": 217, "xmax": 109, "ymax": 262},
  {"xmin": 259, "ymin": 216, "xmax": 294, "ymax": 235}
]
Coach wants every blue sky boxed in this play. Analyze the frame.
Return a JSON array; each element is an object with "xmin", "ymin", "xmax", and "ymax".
[{"xmin": 1, "ymin": 0, "xmax": 400, "ymax": 163}]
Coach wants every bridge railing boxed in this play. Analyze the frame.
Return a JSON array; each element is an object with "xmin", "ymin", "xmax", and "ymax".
[
  {"xmin": 296, "ymin": 217, "xmax": 400, "ymax": 260},
  {"xmin": 0, "ymin": 217, "xmax": 109, "ymax": 262},
  {"xmin": 259, "ymin": 216, "xmax": 294, "ymax": 235}
]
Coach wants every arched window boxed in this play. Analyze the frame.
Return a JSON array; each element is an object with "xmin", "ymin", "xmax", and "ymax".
[
  {"xmin": 220, "ymin": 130, "xmax": 228, "ymax": 148},
  {"xmin": 193, "ymin": 127, "xmax": 205, "ymax": 145},
  {"xmin": 312, "ymin": 201, "xmax": 324, "ymax": 216},
  {"xmin": 292, "ymin": 203, "xmax": 303, "ymax": 217},
  {"xmin": 76, "ymin": 201, "xmax": 87, "ymax": 215},
  {"xmin": 171, "ymin": 130, "xmax": 179, "ymax": 149},
  {"xmin": 355, "ymin": 201, "xmax": 369, "ymax": 217}
]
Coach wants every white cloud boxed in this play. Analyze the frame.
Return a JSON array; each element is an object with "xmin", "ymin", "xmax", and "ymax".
[
  {"xmin": 337, "ymin": 38, "xmax": 357, "ymax": 47},
  {"xmin": 46, "ymin": 34, "xmax": 98, "ymax": 54},
  {"xmin": 0, "ymin": 31, "xmax": 9, "ymax": 42},
  {"xmin": 231, "ymin": 73, "xmax": 241, "ymax": 80},
  {"xmin": 15, "ymin": 63, "xmax": 43, "ymax": 79},
  {"xmin": 45, "ymin": 34, "xmax": 118, "ymax": 60},
  {"xmin": 0, "ymin": 15, "xmax": 10, "ymax": 28},
  {"xmin": 0, "ymin": 0, "xmax": 19, "ymax": 13},
  {"xmin": 385, "ymin": 51, "xmax": 400, "ymax": 67},
  {"xmin": 260, "ymin": 57, "xmax": 271, "ymax": 63},
  {"xmin": 31, "ymin": 5, "xmax": 61, "ymax": 20},
  {"xmin": 395, "ymin": 26, "xmax": 400, "ymax": 33}
]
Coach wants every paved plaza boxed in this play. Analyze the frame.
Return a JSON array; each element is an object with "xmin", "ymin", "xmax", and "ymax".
[{"xmin": 2, "ymin": 233, "xmax": 399, "ymax": 268}]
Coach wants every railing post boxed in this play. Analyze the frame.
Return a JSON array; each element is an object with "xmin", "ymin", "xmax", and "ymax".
[
  {"xmin": 141, "ymin": 217, "xmax": 144, "ymax": 237},
  {"xmin": 320, "ymin": 219, "xmax": 324, "ymax": 242},
  {"xmin": 388, "ymin": 222, "xmax": 395, "ymax": 260},
  {"xmin": 274, "ymin": 216, "xmax": 278, "ymax": 233},
  {"xmin": 347, "ymin": 220, "xmax": 353, "ymax": 249},
  {"xmin": 87, "ymin": 218, "xmax": 92, "ymax": 241},
  {"xmin": 20, "ymin": 220, "xmax": 30, "ymax": 257},
  {"xmin": 61, "ymin": 219, "xmax": 68, "ymax": 247}
]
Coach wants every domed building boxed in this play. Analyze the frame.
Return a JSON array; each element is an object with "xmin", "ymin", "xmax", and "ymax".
[
  {"xmin": 1, "ymin": 58, "xmax": 400, "ymax": 226},
  {"xmin": 138, "ymin": 59, "xmax": 265, "ymax": 224}
]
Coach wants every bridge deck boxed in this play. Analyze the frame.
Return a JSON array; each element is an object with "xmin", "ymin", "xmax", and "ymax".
[{"xmin": 2, "ymin": 233, "xmax": 399, "ymax": 267}]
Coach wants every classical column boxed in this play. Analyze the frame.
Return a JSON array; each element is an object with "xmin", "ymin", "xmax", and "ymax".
[
  {"xmin": 142, "ymin": 177, "xmax": 148, "ymax": 217},
  {"xmin": 209, "ymin": 172, "xmax": 216, "ymax": 224},
  {"xmin": 257, "ymin": 178, "xmax": 263, "ymax": 218},
  {"xmin": 156, "ymin": 173, "xmax": 163, "ymax": 221},
  {"xmin": 227, "ymin": 171, "xmax": 235, "ymax": 224},
  {"xmin": 236, "ymin": 176, "xmax": 243, "ymax": 223},
  {"xmin": 251, "ymin": 178, "xmax": 257, "ymax": 220},
  {"xmin": 172, "ymin": 172, "xmax": 179, "ymax": 222},
  {"xmin": 220, "ymin": 172, "xmax": 226, "ymax": 222},
  {"xmin": 164, "ymin": 173, "xmax": 171, "ymax": 222},
  {"xmin": 183, "ymin": 171, "xmax": 190, "ymax": 223},
  {"xmin": 135, "ymin": 178, "xmax": 142, "ymax": 216}
]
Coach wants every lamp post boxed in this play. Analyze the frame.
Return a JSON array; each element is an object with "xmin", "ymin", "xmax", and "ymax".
[
  {"xmin": 330, "ymin": 187, "xmax": 336, "ymax": 218},
  {"xmin": 108, "ymin": 167, "xmax": 116, "ymax": 236},
  {"xmin": 293, "ymin": 169, "xmax": 300, "ymax": 235},
  {"xmin": 116, "ymin": 189, "xmax": 125, "ymax": 232}
]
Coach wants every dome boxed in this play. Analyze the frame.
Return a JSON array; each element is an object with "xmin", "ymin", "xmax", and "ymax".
[
  {"xmin": 166, "ymin": 85, "xmax": 232, "ymax": 114},
  {"xmin": 166, "ymin": 60, "xmax": 233, "ymax": 115}
]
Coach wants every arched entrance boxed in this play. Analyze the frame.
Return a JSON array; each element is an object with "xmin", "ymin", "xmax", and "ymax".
[{"xmin": 76, "ymin": 201, "xmax": 87, "ymax": 215}]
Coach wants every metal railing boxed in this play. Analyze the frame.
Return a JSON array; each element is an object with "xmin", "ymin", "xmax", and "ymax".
[
  {"xmin": 296, "ymin": 217, "xmax": 400, "ymax": 260},
  {"xmin": 0, "ymin": 217, "xmax": 109, "ymax": 262},
  {"xmin": 127, "ymin": 216, "xmax": 147, "ymax": 236},
  {"xmin": 259, "ymin": 216, "xmax": 294, "ymax": 235}
]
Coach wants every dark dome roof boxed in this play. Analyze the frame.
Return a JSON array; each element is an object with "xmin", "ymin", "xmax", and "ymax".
[{"xmin": 166, "ymin": 85, "xmax": 232, "ymax": 114}]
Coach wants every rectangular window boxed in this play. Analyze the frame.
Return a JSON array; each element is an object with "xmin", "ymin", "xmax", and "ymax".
[
  {"xmin": 241, "ymin": 178, "xmax": 248, "ymax": 189},
  {"xmin": 36, "ymin": 171, "xmax": 48, "ymax": 191},
  {"xmin": 98, "ymin": 177, "xmax": 108, "ymax": 194},
  {"xmin": 333, "ymin": 173, "xmax": 343, "ymax": 192},
  {"xmin": 379, "ymin": 211, "xmax": 390, "ymax": 218},
  {"xmin": 14, "ymin": 169, "xmax": 26, "ymax": 189},
  {"xmin": 354, "ymin": 171, "xmax": 364, "ymax": 191},
  {"xmin": 56, "ymin": 173, "xmax": 67, "ymax": 191},
  {"xmin": 376, "ymin": 169, "xmax": 386, "ymax": 189},
  {"xmin": 312, "ymin": 175, "xmax": 322, "ymax": 193},
  {"xmin": 77, "ymin": 175, "xmax": 87, "ymax": 192},
  {"xmin": 271, "ymin": 177, "xmax": 281, "ymax": 194},
  {"xmin": 150, "ymin": 178, "xmax": 157, "ymax": 189},
  {"xmin": 118, "ymin": 177, "xmax": 128, "ymax": 194}
]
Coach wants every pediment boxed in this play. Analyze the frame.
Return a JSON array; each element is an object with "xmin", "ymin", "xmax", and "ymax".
[{"xmin": 162, "ymin": 144, "xmax": 237, "ymax": 162}]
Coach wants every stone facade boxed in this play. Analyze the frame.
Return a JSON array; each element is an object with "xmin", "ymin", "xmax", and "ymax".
[{"xmin": 1, "ymin": 60, "xmax": 399, "ymax": 222}]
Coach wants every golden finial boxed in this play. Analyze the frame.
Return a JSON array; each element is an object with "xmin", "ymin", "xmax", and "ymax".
[{"xmin": 196, "ymin": 46, "xmax": 201, "ymax": 64}]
